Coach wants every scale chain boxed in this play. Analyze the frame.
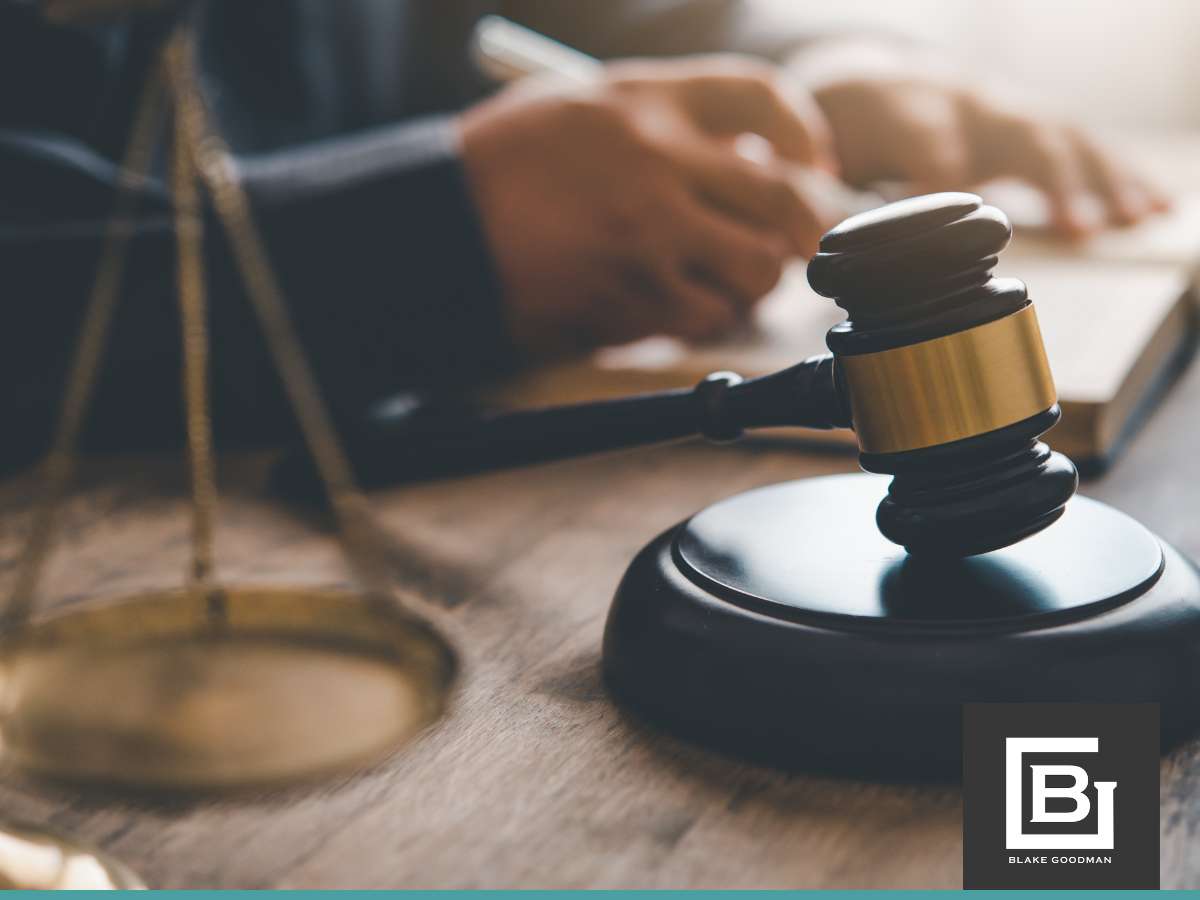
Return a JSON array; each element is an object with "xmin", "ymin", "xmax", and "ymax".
[
  {"xmin": 169, "ymin": 69, "xmax": 218, "ymax": 593},
  {"xmin": 1, "ymin": 72, "xmax": 166, "ymax": 630},
  {"xmin": 163, "ymin": 30, "xmax": 396, "ymax": 606}
]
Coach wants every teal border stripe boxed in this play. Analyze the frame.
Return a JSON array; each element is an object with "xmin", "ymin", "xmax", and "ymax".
[{"xmin": 0, "ymin": 892, "xmax": 1181, "ymax": 898}]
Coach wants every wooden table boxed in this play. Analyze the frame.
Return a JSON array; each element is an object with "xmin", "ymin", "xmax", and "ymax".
[{"xmin": 0, "ymin": 346, "xmax": 1197, "ymax": 889}]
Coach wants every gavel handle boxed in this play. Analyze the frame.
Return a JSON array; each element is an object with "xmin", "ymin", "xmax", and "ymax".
[{"xmin": 276, "ymin": 354, "xmax": 849, "ymax": 496}]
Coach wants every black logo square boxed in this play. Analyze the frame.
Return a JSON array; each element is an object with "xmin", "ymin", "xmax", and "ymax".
[{"xmin": 963, "ymin": 703, "xmax": 1159, "ymax": 889}]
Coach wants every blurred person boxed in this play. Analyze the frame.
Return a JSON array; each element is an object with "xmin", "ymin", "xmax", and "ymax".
[{"xmin": 0, "ymin": 0, "xmax": 1166, "ymax": 469}]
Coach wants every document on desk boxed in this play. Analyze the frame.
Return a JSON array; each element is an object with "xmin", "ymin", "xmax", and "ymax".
[{"xmin": 992, "ymin": 181, "xmax": 1200, "ymax": 271}]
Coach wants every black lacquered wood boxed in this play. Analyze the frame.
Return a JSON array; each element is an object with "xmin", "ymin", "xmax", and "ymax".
[
  {"xmin": 809, "ymin": 192, "xmax": 1078, "ymax": 556},
  {"xmin": 809, "ymin": 192, "xmax": 1014, "ymax": 329},
  {"xmin": 675, "ymin": 474, "xmax": 1162, "ymax": 632},
  {"xmin": 817, "ymin": 193, "xmax": 982, "ymax": 253},
  {"xmin": 276, "ymin": 355, "xmax": 848, "ymax": 494},
  {"xmin": 604, "ymin": 474, "xmax": 1200, "ymax": 776},
  {"xmin": 867, "ymin": 412, "xmax": 1080, "ymax": 557}
]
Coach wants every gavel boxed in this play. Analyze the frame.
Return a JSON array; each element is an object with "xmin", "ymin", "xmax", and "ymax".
[{"xmin": 278, "ymin": 192, "xmax": 1078, "ymax": 557}]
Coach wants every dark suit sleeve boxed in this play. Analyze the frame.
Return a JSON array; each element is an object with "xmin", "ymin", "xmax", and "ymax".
[
  {"xmin": 499, "ymin": 0, "xmax": 833, "ymax": 63},
  {"xmin": 0, "ymin": 116, "xmax": 511, "ymax": 469},
  {"xmin": 235, "ymin": 115, "xmax": 514, "ymax": 395}
]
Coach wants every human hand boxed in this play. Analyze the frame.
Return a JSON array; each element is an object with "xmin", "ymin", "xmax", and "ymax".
[
  {"xmin": 796, "ymin": 45, "xmax": 1169, "ymax": 238},
  {"xmin": 460, "ymin": 56, "xmax": 838, "ymax": 358}
]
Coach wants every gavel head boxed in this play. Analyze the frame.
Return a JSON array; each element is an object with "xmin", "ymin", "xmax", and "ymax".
[{"xmin": 807, "ymin": 192, "xmax": 1078, "ymax": 557}]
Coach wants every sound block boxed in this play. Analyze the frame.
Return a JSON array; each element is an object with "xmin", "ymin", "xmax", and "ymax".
[{"xmin": 603, "ymin": 473, "xmax": 1200, "ymax": 777}]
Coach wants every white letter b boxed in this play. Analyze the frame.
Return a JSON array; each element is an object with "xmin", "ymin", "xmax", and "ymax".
[{"xmin": 1031, "ymin": 764, "xmax": 1091, "ymax": 822}]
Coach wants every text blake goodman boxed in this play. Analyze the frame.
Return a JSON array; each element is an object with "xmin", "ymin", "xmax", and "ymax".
[{"xmin": 1008, "ymin": 855, "xmax": 1114, "ymax": 865}]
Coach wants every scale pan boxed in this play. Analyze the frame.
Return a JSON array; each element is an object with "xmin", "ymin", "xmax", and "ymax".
[
  {"xmin": 0, "ymin": 821, "xmax": 145, "ymax": 889},
  {"xmin": 0, "ymin": 585, "xmax": 456, "ymax": 791}
]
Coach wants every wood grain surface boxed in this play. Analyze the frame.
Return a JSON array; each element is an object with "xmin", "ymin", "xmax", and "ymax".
[{"xmin": 0, "ymin": 352, "xmax": 1197, "ymax": 889}]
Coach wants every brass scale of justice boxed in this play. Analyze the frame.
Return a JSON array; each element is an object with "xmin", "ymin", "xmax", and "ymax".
[{"xmin": 5, "ymin": 18, "xmax": 1200, "ymax": 893}]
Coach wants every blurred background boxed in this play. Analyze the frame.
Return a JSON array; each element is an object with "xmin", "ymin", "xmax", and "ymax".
[{"xmin": 760, "ymin": 0, "xmax": 1200, "ymax": 129}]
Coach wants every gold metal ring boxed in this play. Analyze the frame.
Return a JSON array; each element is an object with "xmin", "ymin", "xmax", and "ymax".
[{"xmin": 838, "ymin": 305, "xmax": 1057, "ymax": 454}]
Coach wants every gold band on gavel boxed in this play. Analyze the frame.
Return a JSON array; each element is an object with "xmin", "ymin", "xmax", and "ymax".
[{"xmin": 838, "ymin": 304, "xmax": 1057, "ymax": 455}]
